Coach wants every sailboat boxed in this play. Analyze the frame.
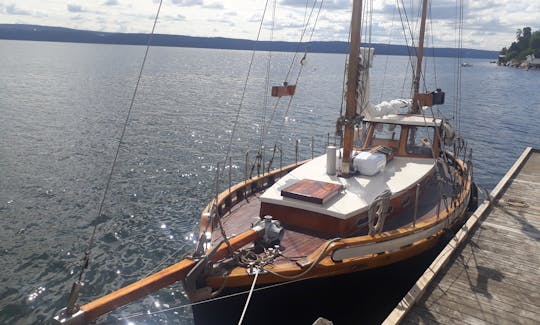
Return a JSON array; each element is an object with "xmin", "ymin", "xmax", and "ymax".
[{"xmin": 53, "ymin": 0, "xmax": 476, "ymax": 323}]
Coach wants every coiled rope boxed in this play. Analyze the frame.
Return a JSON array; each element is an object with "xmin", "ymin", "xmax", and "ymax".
[{"xmin": 368, "ymin": 190, "xmax": 392, "ymax": 235}]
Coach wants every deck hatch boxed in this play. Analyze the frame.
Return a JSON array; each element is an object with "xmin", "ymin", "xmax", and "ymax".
[{"xmin": 281, "ymin": 179, "xmax": 343, "ymax": 205}]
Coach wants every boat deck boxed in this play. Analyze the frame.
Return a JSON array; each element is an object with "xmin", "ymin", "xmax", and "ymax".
[
  {"xmin": 212, "ymin": 166, "xmax": 455, "ymax": 261},
  {"xmin": 214, "ymin": 193, "xmax": 330, "ymax": 260},
  {"xmin": 384, "ymin": 147, "xmax": 540, "ymax": 325}
]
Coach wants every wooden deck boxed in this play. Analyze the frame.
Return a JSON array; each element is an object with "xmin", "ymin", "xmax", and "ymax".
[{"xmin": 383, "ymin": 147, "xmax": 540, "ymax": 325}]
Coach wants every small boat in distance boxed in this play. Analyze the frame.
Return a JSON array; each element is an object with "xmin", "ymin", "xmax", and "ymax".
[
  {"xmin": 461, "ymin": 62, "xmax": 473, "ymax": 67},
  {"xmin": 53, "ymin": 0, "xmax": 477, "ymax": 323}
]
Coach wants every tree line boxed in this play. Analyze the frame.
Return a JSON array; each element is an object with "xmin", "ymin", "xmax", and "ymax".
[{"xmin": 500, "ymin": 27, "xmax": 540, "ymax": 61}]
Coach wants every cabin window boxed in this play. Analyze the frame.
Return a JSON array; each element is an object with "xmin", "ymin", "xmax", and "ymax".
[
  {"xmin": 406, "ymin": 126, "xmax": 434, "ymax": 156},
  {"xmin": 368, "ymin": 123, "xmax": 401, "ymax": 152}
]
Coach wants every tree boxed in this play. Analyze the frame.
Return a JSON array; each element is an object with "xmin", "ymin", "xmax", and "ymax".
[
  {"xmin": 504, "ymin": 27, "xmax": 539, "ymax": 61},
  {"xmin": 530, "ymin": 31, "xmax": 540, "ymax": 57},
  {"xmin": 523, "ymin": 27, "xmax": 532, "ymax": 39},
  {"xmin": 515, "ymin": 28, "xmax": 522, "ymax": 40}
]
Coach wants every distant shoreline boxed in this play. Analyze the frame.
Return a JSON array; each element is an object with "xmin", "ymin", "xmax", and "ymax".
[{"xmin": 0, "ymin": 24, "xmax": 498, "ymax": 59}]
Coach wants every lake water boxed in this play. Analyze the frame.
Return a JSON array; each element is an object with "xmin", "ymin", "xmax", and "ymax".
[{"xmin": 0, "ymin": 40, "xmax": 538, "ymax": 324}]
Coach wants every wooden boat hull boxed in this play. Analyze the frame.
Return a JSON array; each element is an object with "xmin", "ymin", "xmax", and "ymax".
[
  {"xmin": 206, "ymin": 233, "xmax": 442, "ymax": 288},
  {"xmin": 195, "ymin": 152, "xmax": 473, "ymax": 294}
]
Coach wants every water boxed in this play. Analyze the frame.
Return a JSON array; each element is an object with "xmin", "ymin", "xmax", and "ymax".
[{"xmin": 0, "ymin": 40, "xmax": 538, "ymax": 324}]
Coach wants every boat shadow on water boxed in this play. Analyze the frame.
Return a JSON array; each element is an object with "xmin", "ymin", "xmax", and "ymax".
[{"xmin": 192, "ymin": 231, "xmax": 455, "ymax": 325}]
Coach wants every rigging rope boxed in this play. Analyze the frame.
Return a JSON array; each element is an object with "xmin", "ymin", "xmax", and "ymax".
[
  {"xmin": 262, "ymin": 0, "xmax": 323, "ymax": 148},
  {"xmin": 72, "ymin": 0, "xmax": 163, "ymax": 286},
  {"xmin": 272, "ymin": 2, "xmax": 323, "ymax": 143},
  {"xmin": 283, "ymin": 0, "xmax": 320, "ymax": 83},
  {"xmin": 118, "ymin": 275, "xmax": 315, "ymax": 321},
  {"xmin": 455, "ymin": 0, "xmax": 464, "ymax": 134},
  {"xmin": 264, "ymin": 0, "xmax": 319, "ymax": 147},
  {"xmin": 222, "ymin": 0, "xmax": 271, "ymax": 174},
  {"xmin": 396, "ymin": 0, "xmax": 417, "ymax": 96},
  {"xmin": 118, "ymin": 237, "xmax": 339, "ymax": 322},
  {"xmin": 260, "ymin": 0, "xmax": 277, "ymax": 148},
  {"xmin": 428, "ymin": 0, "xmax": 438, "ymax": 88},
  {"xmin": 378, "ymin": 6, "xmax": 397, "ymax": 103}
]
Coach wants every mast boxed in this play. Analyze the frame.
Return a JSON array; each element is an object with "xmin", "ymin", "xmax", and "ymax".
[
  {"xmin": 412, "ymin": 0, "xmax": 429, "ymax": 113},
  {"xmin": 341, "ymin": 0, "xmax": 363, "ymax": 176}
]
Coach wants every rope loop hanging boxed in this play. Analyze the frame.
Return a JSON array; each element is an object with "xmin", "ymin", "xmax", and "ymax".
[{"xmin": 368, "ymin": 190, "xmax": 392, "ymax": 235}]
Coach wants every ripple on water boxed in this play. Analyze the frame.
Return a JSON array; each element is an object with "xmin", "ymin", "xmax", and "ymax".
[{"xmin": 1, "ymin": 43, "xmax": 539, "ymax": 324}]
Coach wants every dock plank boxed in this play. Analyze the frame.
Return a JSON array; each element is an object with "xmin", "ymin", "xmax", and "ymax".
[{"xmin": 384, "ymin": 147, "xmax": 540, "ymax": 325}]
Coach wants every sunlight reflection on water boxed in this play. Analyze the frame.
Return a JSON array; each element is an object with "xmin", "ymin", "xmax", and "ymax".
[{"xmin": 0, "ymin": 40, "xmax": 538, "ymax": 324}]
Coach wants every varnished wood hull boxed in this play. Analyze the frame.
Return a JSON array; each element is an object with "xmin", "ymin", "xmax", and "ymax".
[{"xmin": 196, "ymin": 153, "xmax": 473, "ymax": 294}]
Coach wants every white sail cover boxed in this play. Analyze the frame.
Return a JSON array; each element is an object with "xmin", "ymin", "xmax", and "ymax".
[
  {"xmin": 356, "ymin": 47, "xmax": 374, "ymax": 115},
  {"xmin": 363, "ymin": 99, "xmax": 412, "ymax": 119},
  {"xmin": 354, "ymin": 47, "xmax": 412, "ymax": 119}
]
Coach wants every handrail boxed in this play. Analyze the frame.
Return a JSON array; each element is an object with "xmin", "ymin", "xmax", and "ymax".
[{"xmin": 199, "ymin": 159, "xmax": 309, "ymax": 236}]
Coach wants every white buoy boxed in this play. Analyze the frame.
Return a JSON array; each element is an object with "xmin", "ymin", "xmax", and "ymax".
[{"xmin": 326, "ymin": 146, "xmax": 337, "ymax": 175}]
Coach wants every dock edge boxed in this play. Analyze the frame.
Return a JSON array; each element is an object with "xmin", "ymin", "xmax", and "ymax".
[{"xmin": 382, "ymin": 146, "xmax": 534, "ymax": 325}]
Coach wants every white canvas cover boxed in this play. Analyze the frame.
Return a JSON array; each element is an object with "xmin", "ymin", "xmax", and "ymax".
[{"xmin": 353, "ymin": 151, "xmax": 386, "ymax": 176}]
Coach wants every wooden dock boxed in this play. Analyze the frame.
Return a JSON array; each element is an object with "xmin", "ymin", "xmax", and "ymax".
[{"xmin": 384, "ymin": 147, "xmax": 540, "ymax": 325}]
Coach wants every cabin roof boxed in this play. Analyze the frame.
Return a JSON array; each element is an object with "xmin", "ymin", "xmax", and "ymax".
[
  {"xmin": 260, "ymin": 152, "xmax": 435, "ymax": 220},
  {"xmin": 364, "ymin": 114, "xmax": 442, "ymax": 127}
]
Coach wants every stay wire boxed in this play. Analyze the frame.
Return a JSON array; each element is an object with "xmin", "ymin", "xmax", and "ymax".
[
  {"xmin": 118, "ymin": 275, "xmax": 314, "ymax": 321},
  {"xmin": 283, "ymin": 0, "xmax": 319, "ymax": 83},
  {"xmin": 222, "ymin": 0, "xmax": 270, "ymax": 175},
  {"xmin": 274, "ymin": 0, "xmax": 324, "ymax": 141},
  {"xmin": 119, "ymin": 238, "xmax": 339, "ymax": 322},
  {"xmin": 396, "ymin": 0, "xmax": 416, "ymax": 96},
  {"xmin": 378, "ymin": 5, "xmax": 397, "ymax": 103},
  {"xmin": 75, "ymin": 0, "xmax": 163, "ymax": 283},
  {"xmin": 428, "ymin": 0, "xmax": 438, "ymax": 88},
  {"xmin": 262, "ymin": 0, "xmax": 322, "ymax": 144},
  {"xmin": 260, "ymin": 0, "xmax": 277, "ymax": 148}
]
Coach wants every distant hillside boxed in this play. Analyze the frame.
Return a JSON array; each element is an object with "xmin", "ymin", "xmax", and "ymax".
[{"xmin": 0, "ymin": 24, "xmax": 497, "ymax": 59}]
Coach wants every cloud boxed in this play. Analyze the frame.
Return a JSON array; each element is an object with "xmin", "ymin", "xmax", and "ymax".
[
  {"xmin": 430, "ymin": 5, "xmax": 461, "ymax": 20},
  {"xmin": 103, "ymin": 0, "xmax": 119, "ymax": 5},
  {"xmin": 171, "ymin": 0, "xmax": 203, "ymax": 6},
  {"xmin": 281, "ymin": 0, "xmax": 349, "ymax": 10},
  {"xmin": 163, "ymin": 14, "xmax": 186, "ymax": 21},
  {"xmin": 203, "ymin": 2, "xmax": 224, "ymax": 9},
  {"xmin": 5, "ymin": 4, "xmax": 32, "ymax": 16},
  {"xmin": 67, "ymin": 4, "xmax": 85, "ymax": 13},
  {"xmin": 209, "ymin": 17, "xmax": 235, "ymax": 27}
]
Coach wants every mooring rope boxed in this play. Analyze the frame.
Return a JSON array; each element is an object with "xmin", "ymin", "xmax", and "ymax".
[{"xmin": 237, "ymin": 269, "xmax": 259, "ymax": 325}]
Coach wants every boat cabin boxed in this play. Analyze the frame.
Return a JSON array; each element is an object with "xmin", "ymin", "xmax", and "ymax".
[
  {"xmin": 259, "ymin": 114, "xmax": 445, "ymax": 237},
  {"xmin": 361, "ymin": 114, "xmax": 442, "ymax": 158}
]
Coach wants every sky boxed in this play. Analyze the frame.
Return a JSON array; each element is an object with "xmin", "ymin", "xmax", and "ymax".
[{"xmin": 0, "ymin": 0, "xmax": 538, "ymax": 51}]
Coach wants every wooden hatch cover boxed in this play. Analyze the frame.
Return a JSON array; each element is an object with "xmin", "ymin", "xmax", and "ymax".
[{"xmin": 281, "ymin": 179, "xmax": 343, "ymax": 204}]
